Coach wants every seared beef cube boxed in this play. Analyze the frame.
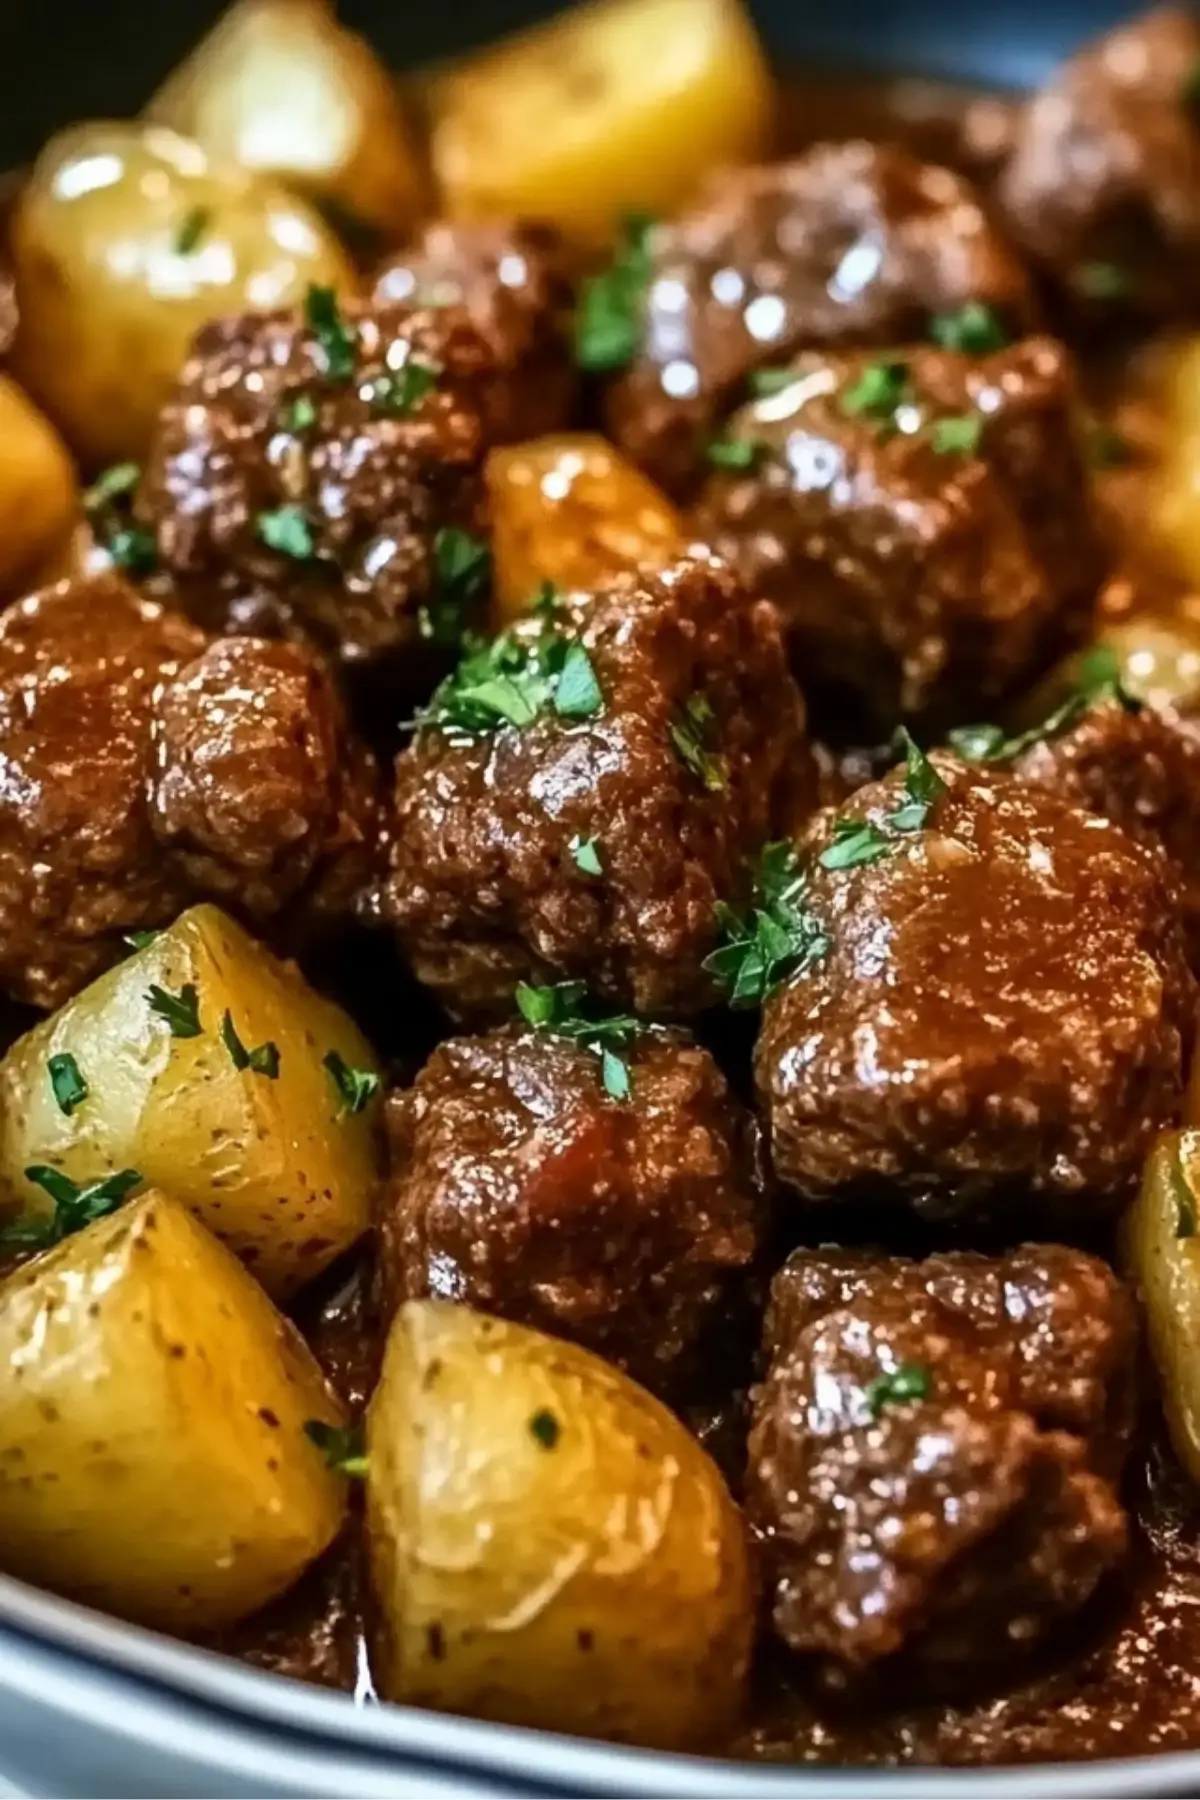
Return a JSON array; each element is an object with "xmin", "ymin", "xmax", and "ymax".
[
  {"xmin": 373, "ymin": 219, "xmax": 578, "ymax": 444},
  {"xmin": 600, "ymin": 142, "xmax": 1035, "ymax": 497},
  {"xmin": 136, "ymin": 299, "xmax": 494, "ymax": 673},
  {"xmin": 996, "ymin": 7, "xmax": 1200, "ymax": 322},
  {"xmin": 747, "ymin": 1244, "xmax": 1134, "ymax": 1686},
  {"xmin": 0, "ymin": 573, "xmax": 379, "ymax": 1011},
  {"xmin": 755, "ymin": 755, "xmax": 1193, "ymax": 1221},
  {"xmin": 691, "ymin": 339, "xmax": 1101, "ymax": 734},
  {"xmin": 380, "ymin": 554, "xmax": 814, "ymax": 1019},
  {"xmin": 379, "ymin": 1023, "xmax": 765, "ymax": 1400}
]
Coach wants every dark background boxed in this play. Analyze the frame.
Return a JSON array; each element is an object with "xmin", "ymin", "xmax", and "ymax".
[{"xmin": 0, "ymin": 0, "xmax": 1136, "ymax": 162}]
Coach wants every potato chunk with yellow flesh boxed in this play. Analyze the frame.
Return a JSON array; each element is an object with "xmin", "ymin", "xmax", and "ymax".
[{"xmin": 1122, "ymin": 1129, "xmax": 1200, "ymax": 1486}]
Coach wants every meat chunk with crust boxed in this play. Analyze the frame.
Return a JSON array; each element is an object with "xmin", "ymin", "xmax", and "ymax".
[
  {"xmin": 379, "ymin": 1024, "xmax": 765, "ymax": 1400},
  {"xmin": 0, "ymin": 572, "xmax": 379, "ymax": 1010},
  {"xmin": 747, "ymin": 1243, "xmax": 1134, "ymax": 1689},
  {"xmin": 380, "ymin": 553, "xmax": 814, "ymax": 1019},
  {"xmin": 601, "ymin": 142, "xmax": 1036, "ymax": 497},
  {"xmin": 996, "ymin": 6, "xmax": 1200, "ymax": 323},
  {"xmin": 373, "ymin": 218, "xmax": 578, "ymax": 444},
  {"xmin": 755, "ymin": 754, "xmax": 1193, "ymax": 1222},
  {"xmin": 691, "ymin": 338, "xmax": 1101, "ymax": 735}
]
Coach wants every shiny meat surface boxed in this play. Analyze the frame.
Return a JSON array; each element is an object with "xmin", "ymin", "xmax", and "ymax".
[
  {"xmin": 756, "ymin": 755, "xmax": 1194, "ymax": 1221},
  {"xmin": 379, "ymin": 1024, "xmax": 766, "ymax": 1400},
  {"xmin": 748, "ymin": 1244, "xmax": 1134, "ymax": 1685},
  {"xmin": 381, "ymin": 554, "xmax": 815, "ymax": 1018},
  {"xmin": 603, "ymin": 142, "xmax": 1036, "ymax": 496}
]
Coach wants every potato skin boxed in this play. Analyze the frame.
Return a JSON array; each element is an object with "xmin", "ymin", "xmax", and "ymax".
[
  {"xmin": 0, "ymin": 904, "xmax": 381, "ymax": 1299},
  {"xmin": 10, "ymin": 121, "xmax": 355, "ymax": 467},
  {"xmin": 366, "ymin": 1300, "xmax": 754, "ymax": 1750},
  {"xmin": 1122, "ymin": 1130, "xmax": 1200, "ymax": 1486},
  {"xmin": 0, "ymin": 1191, "xmax": 346, "ymax": 1631},
  {"xmin": 0, "ymin": 377, "xmax": 78, "ymax": 601}
]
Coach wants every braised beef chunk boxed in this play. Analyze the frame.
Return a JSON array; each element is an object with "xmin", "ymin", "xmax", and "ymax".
[
  {"xmin": 747, "ymin": 1245, "xmax": 1134, "ymax": 1688},
  {"xmin": 691, "ymin": 338, "xmax": 1100, "ymax": 734},
  {"xmin": 378, "ymin": 1024, "xmax": 765, "ymax": 1400},
  {"xmin": 135, "ymin": 299, "xmax": 493, "ymax": 673},
  {"xmin": 755, "ymin": 755, "xmax": 1193, "ymax": 1221},
  {"xmin": 380, "ymin": 554, "xmax": 815, "ymax": 1019},
  {"xmin": 601, "ymin": 142, "xmax": 1036, "ymax": 497},
  {"xmin": 996, "ymin": 6, "xmax": 1200, "ymax": 322},
  {"xmin": 0, "ymin": 573, "xmax": 379, "ymax": 1010},
  {"xmin": 373, "ymin": 219, "xmax": 578, "ymax": 444}
]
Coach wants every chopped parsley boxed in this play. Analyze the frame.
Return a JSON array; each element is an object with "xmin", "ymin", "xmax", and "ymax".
[
  {"xmin": 304, "ymin": 1419, "xmax": 369, "ymax": 1477},
  {"xmin": 819, "ymin": 731, "xmax": 946, "ymax": 871},
  {"xmin": 220, "ymin": 1011, "xmax": 280, "ymax": 1079},
  {"xmin": 323, "ymin": 1050, "xmax": 380, "ymax": 1117},
  {"xmin": 257, "ymin": 502, "xmax": 315, "ymax": 560},
  {"xmin": 750, "ymin": 366, "xmax": 799, "ymax": 398},
  {"xmin": 818, "ymin": 817, "xmax": 892, "ymax": 871},
  {"xmin": 418, "ymin": 527, "xmax": 492, "ymax": 648},
  {"xmin": 123, "ymin": 929, "xmax": 161, "ymax": 952},
  {"xmin": 146, "ymin": 982, "xmax": 202, "ymax": 1038},
  {"xmin": 841, "ymin": 359, "xmax": 910, "ymax": 425},
  {"xmin": 48, "ymin": 1053, "xmax": 87, "ymax": 1117},
  {"xmin": 174, "ymin": 205, "xmax": 211, "ymax": 255},
  {"xmin": 669, "ymin": 692, "xmax": 725, "ymax": 792},
  {"xmin": 575, "ymin": 213, "xmax": 655, "ymax": 373},
  {"xmin": 529, "ymin": 1408, "xmax": 561, "ymax": 1450},
  {"xmin": 84, "ymin": 463, "xmax": 157, "ymax": 575},
  {"xmin": 108, "ymin": 528, "xmax": 159, "ymax": 576},
  {"xmin": 421, "ymin": 602, "xmax": 602, "ymax": 738},
  {"xmin": 284, "ymin": 393, "xmax": 317, "ymax": 432},
  {"xmin": 554, "ymin": 642, "xmax": 604, "ymax": 718},
  {"xmin": 932, "ymin": 415, "xmax": 982, "ymax": 456},
  {"xmin": 948, "ymin": 645, "xmax": 1141, "ymax": 766},
  {"xmin": 570, "ymin": 835, "xmax": 603, "ymax": 876},
  {"xmin": 2, "ymin": 1165, "xmax": 143, "ymax": 1249},
  {"xmin": 707, "ymin": 436, "xmax": 763, "ymax": 470},
  {"xmin": 865, "ymin": 1362, "xmax": 932, "ymax": 1418},
  {"xmin": 83, "ymin": 462, "xmax": 141, "ymax": 513},
  {"xmin": 515, "ymin": 981, "xmax": 639, "ymax": 1101},
  {"xmin": 704, "ymin": 841, "xmax": 830, "ymax": 1008},
  {"xmin": 1077, "ymin": 261, "xmax": 1130, "ymax": 302},
  {"xmin": 305, "ymin": 283, "xmax": 356, "ymax": 383},
  {"xmin": 930, "ymin": 301, "xmax": 1010, "ymax": 355},
  {"xmin": 367, "ymin": 357, "xmax": 441, "ymax": 417},
  {"xmin": 887, "ymin": 728, "xmax": 948, "ymax": 832}
]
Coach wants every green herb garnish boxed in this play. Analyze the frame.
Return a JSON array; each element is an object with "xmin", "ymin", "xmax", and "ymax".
[
  {"xmin": 571, "ymin": 835, "xmax": 603, "ymax": 876},
  {"xmin": 707, "ymin": 437, "xmax": 763, "ymax": 470},
  {"xmin": 421, "ymin": 601, "xmax": 602, "ymax": 737},
  {"xmin": 932, "ymin": 415, "xmax": 982, "ymax": 456},
  {"xmin": 323, "ymin": 1050, "xmax": 380, "ymax": 1117},
  {"xmin": 669, "ymin": 692, "xmax": 725, "ymax": 792},
  {"xmin": 529, "ymin": 1408, "xmax": 561, "ymax": 1450},
  {"xmin": 865, "ymin": 1361, "xmax": 931, "ymax": 1417},
  {"xmin": 257, "ymin": 502, "xmax": 315, "ymax": 560},
  {"xmin": 304, "ymin": 1420, "xmax": 369, "ymax": 1477},
  {"xmin": 220, "ymin": 1011, "xmax": 280, "ymax": 1079},
  {"xmin": 305, "ymin": 283, "xmax": 356, "ymax": 383},
  {"xmin": 887, "ymin": 728, "xmax": 947, "ymax": 832},
  {"xmin": 174, "ymin": 205, "xmax": 211, "ymax": 255},
  {"xmin": 83, "ymin": 464, "xmax": 156, "ymax": 574},
  {"xmin": 146, "ymin": 982, "xmax": 202, "ymax": 1039},
  {"xmin": 83, "ymin": 462, "xmax": 140, "ymax": 514},
  {"xmin": 948, "ymin": 645, "xmax": 1141, "ymax": 765},
  {"xmin": 818, "ymin": 732, "xmax": 945, "ymax": 870},
  {"xmin": 750, "ymin": 367, "xmax": 799, "ymax": 398},
  {"xmin": 574, "ymin": 213, "xmax": 655, "ymax": 373},
  {"xmin": 2, "ymin": 1166, "xmax": 143, "ymax": 1249},
  {"xmin": 818, "ymin": 817, "xmax": 893, "ymax": 870},
  {"xmin": 418, "ymin": 527, "xmax": 492, "ymax": 648},
  {"xmin": 108, "ymin": 528, "xmax": 159, "ymax": 576},
  {"xmin": 285, "ymin": 393, "xmax": 317, "ymax": 432},
  {"xmin": 930, "ymin": 301, "xmax": 1010, "ymax": 355},
  {"xmin": 515, "ymin": 981, "xmax": 639, "ymax": 1101},
  {"xmin": 123, "ymin": 929, "xmax": 161, "ymax": 952},
  {"xmin": 368, "ymin": 357, "xmax": 441, "ymax": 417},
  {"xmin": 553, "ymin": 642, "xmax": 603, "ymax": 719},
  {"xmin": 841, "ymin": 359, "xmax": 910, "ymax": 423},
  {"xmin": 48, "ymin": 1053, "xmax": 87, "ymax": 1117},
  {"xmin": 704, "ymin": 841, "xmax": 830, "ymax": 1008}
]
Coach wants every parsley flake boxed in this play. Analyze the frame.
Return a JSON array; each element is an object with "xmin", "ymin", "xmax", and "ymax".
[
  {"xmin": 529, "ymin": 1407, "xmax": 561, "ymax": 1450},
  {"xmin": 553, "ymin": 642, "xmax": 603, "ymax": 719},
  {"xmin": 704, "ymin": 841, "xmax": 830, "ymax": 1008},
  {"xmin": 818, "ymin": 733, "xmax": 945, "ymax": 870},
  {"xmin": 865, "ymin": 1362, "xmax": 931, "ymax": 1417},
  {"xmin": 887, "ymin": 728, "xmax": 947, "ymax": 832},
  {"xmin": 108, "ymin": 527, "xmax": 158, "ymax": 575},
  {"xmin": 818, "ymin": 817, "xmax": 893, "ymax": 870},
  {"xmin": 48, "ymin": 1053, "xmax": 87, "ymax": 1117},
  {"xmin": 285, "ymin": 393, "xmax": 317, "ymax": 432},
  {"xmin": 570, "ymin": 835, "xmax": 603, "ymax": 876},
  {"xmin": 83, "ymin": 464, "xmax": 157, "ymax": 574},
  {"xmin": 515, "ymin": 981, "xmax": 639, "ymax": 1101},
  {"xmin": 421, "ymin": 601, "xmax": 602, "ymax": 737},
  {"xmin": 930, "ymin": 301, "xmax": 1010, "ymax": 355},
  {"xmin": 220, "ymin": 1011, "xmax": 280, "ymax": 1079},
  {"xmin": 147, "ymin": 982, "xmax": 202, "ymax": 1039},
  {"xmin": 257, "ymin": 502, "xmax": 315, "ymax": 560},
  {"xmin": 123, "ymin": 929, "xmax": 161, "ymax": 952},
  {"xmin": 3, "ymin": 1165, "xmax": 143, "ymax": 1249},
  {"xmin": 174, "ymin": 205, "xmax": 211, "ymax": 255},
  {"xmin": 419, "ymin": 527, "xmax": 491, "ymax": 648},
  {"xmin": 669, "ymin": 692, "xmax": 725, "ymax": 792},
  {"xmin": 841, "ymin": 360, "xmax": 910, "ymax": 424},
  {"xmin": 707, "ymin": 436, "xmax": 763, "ymax": 470},
  {"xmin": 932, "ymin": 415, "xmax": 982, "ymax": 456},
  {"xmin": 367, "ymin": 357, "xmax": 441, "ymax": 417},
  {"xmin": 304, "ymin": 1419, "xmax": 368, "ymax": 1477},
  {"xmin": 83, "ymin": 462, "xmax": 141, "ymax": 514},
  {"xmin": 750, "ymin": 367, "xmax": 799, "ymax": 398},
  {"xmin": 323, "ymin": 1050, "xmax": 380, "ymax": 1117},
  {"xmin": 305, "ymin": 283, "xmax": 356, "ymax": 383},
  {"xmin": 575, "ymin": 213, "xmax": 655, "ymax": 372},
  {"xmin": 949, "ymin": 645, "xmax": 1141, "ymax": 766}
]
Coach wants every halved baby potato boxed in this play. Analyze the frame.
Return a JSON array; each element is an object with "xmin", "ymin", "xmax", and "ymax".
[
  {"xmin": 366, "ymin": 1300, "xmax": 754, "ymax": 1751},
  {"xmin": 0, "ymin": 905, "xmax": 381, "ymax": 1299},
  {"xmin": 0, "ymin": 1190, "xmax": 346, "ymax": 1631},
  {"xmin": 0, "ymin": 375, "xmax": 79, "ymax": 601},
  {"xmin": 1122, "ymin": 1129, "xmax": 1200, "ymax": 1486},
  {"xmin": 486, "ymin": 432, "xmax": 685, "ymax": 624},
  {"xmin": 147, "ymin": 0, "xmax": 424, "ymax": 238},
  {"xmin": 428, "ymin": 0, "xmax": 773, "ymax": 243}
]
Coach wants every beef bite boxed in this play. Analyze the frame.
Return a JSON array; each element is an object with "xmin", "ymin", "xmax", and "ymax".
[
  {"xmin": 691, "ymin": 338, "xmax": 1101, "ymax": 735},
  {"xmin": 0, "ymin": 571, "xmax": 378, "ymax": 1011},
  {"xmin": 747, "ymin": 1244, "xmax": 1135, "ymax": 1689},
  {"xmin": 596, "ymin": 141, "xmax": 1036, "ymax": 498},
  {"xmin": 372, "ymin": 218, "xmax": 579, "ymax": 445},
  {"xmin": 995, "ymin": 6, "xmax": 1200, "ymax": 324},
  {"xmin": 379, "ymin": 553, "xmax": 814, "ymax": 1019},
  {"xmin": 135, "ymin": 295, "xmax": 495, "ymax": 678},
  {"xmin": 754, "ymin": 753, "xmax": 1193, "ymax": 1223},
  {"xmin": 378, "ymin": 1022, "xmax": 766, "ymax": 1401}
]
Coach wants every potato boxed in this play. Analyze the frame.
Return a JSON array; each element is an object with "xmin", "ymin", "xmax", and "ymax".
[
  {"xmin": 1121, "ymin": 1129, "xmax": 1200, "ymax": 1485},
  {"xmin": 366, "ymin": 1300, "xmax": 753, "ymax": 1750},
  {"xmin": 0, "ymin": 904, "xmax": 380, "ymax": 1299},
  {"xmin": 0, "ymin": 1190, "xmax": 346, "ymax": 1631},
  {"xmin": 147, "ymin": 0, "xmax": 423, "ymax": 238},
  {"xmin": 428, "ymin": 0, "xmax": 772, "ymax": 244},
  {"xmin": 10, "ymin": 121, "xmax": 356, "ymax": 468},
  {"xmin": 0, "ymin": 376, "xmax": 79, "ymax": 600},
  {"xmin": 486, "ymin": 433, "xmax": 685, "ymax": 623}
]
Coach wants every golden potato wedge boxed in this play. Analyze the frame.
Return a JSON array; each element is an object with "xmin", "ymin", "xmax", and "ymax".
[
  {"xmin": 1121, "ymin": 1129, "xmax": 1200, "ymax": 1485},
  {"xmin": 0, "ymin": 376, "xmax": 79, "ymax": 601},
  {"xmin": 429, "ymin": 0, "xmax": 772, "ymax": 243},
  {"xmin": 486, "ymin": 433, "xmax": 685, "ymax": 623},
  {"xmin": 10, "ymin": 121, "xmax": 356, "ymax": 468},
  {"xmin": 0, "ymin": 905, "xmax": 381, "ymax": 1299},
  {"xmin": 366, "ymin": 1300, "xmax": 754, "ymax": 1751},
  {"xmin": 147, "ymin": 0, "xmax": 424, "ymax": 238},
  {"xmin": 0, "ymin": 1190, "xmax": 346, "ymax": 1631}
]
